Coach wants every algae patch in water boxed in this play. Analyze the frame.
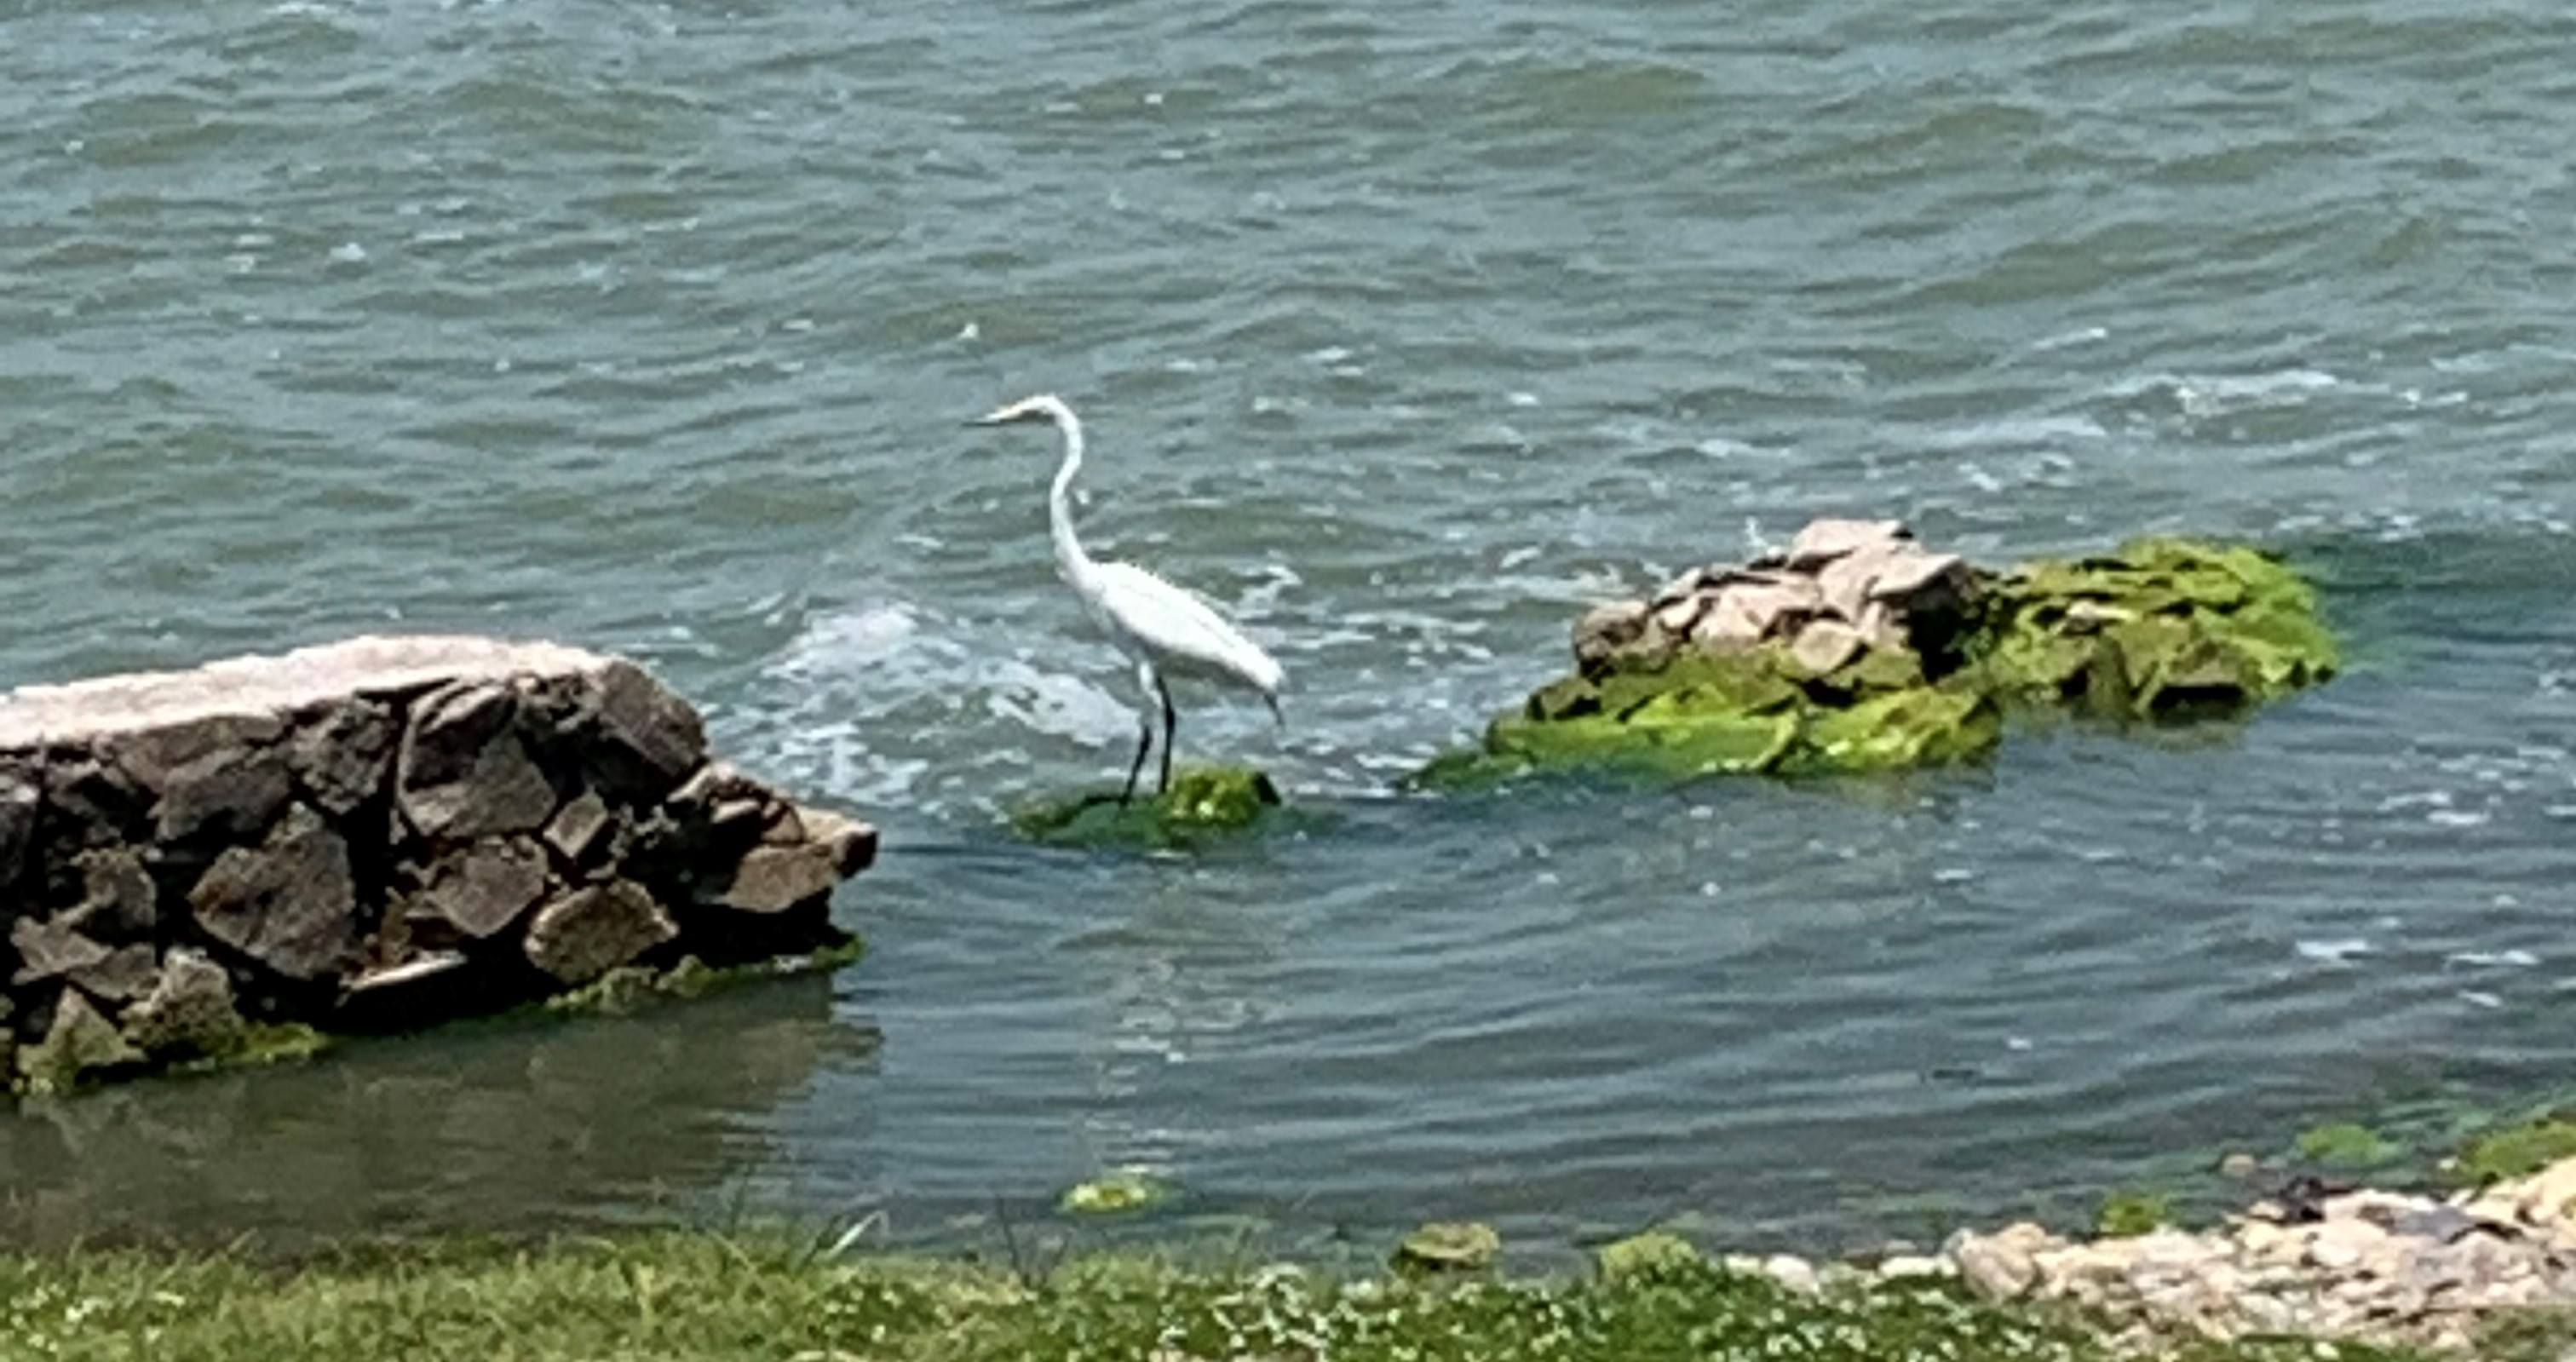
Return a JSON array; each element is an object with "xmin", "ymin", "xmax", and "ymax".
[
  {"xmin": 1391, "ymin": 1221, "xmax": 1503, "ymax": 1275},
  {"xmin": 2295, "ymin": 1120, "xmax": 2406, "ymax": 1170},
  {"xmin": 2453, "ymin": 1112, "xmax": 2576, "ymax": 1187},
  {"xmin": 543, "ymin": 938, "xmax": 865, "ymax": 1019},
  {"xmin": 1413, "ymin": 534, "xmax": 2336, "ymax": 788},
  {"xmin": 1058, "ymin": 1170, "xmax": 1171, "ymax": 1215},
  {"xmin": 1012, "ymin": 765, "xmax": 1302, "ymax": 848},
  {"xmin": 2095, "ymin": 1190, "xmax": 2174, "ymax": 1239}
]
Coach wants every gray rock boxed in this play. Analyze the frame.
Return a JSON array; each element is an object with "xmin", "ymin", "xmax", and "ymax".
[
  {"xmin": 10, "ymin": 914, "xmax": 112, "ymax": 986},
  {"xmin": 802, "ymin": 807, "xmax": 880, "ymax": 876},
  {"xmin": 396, "ymin": 681, "xmax": 557, "ymax": 841},
  {"xmin": 187, "ymin": 804, "xmax": 358, "ymax": 980},
  {"xmin": 1952, "ymin": 1224, "xmax": 2048, "ymax": 1301},
  {"xmin": 523, "ymin": 880, "xmax": 676, "ymax": 983},
  {"xmin": 290, "ymin": 698, "xmax": 396, "ymax": 816},
  {"xmin": 119, "ymin": 947, "xmax": 246, "ymax": 1055},
  {"xmin": 1786, "ymin": 517, "xmax": 1912, "ymax": 572},
  {"xmin": 589, "ymin": 660, "xmax": 707, "ymax": 801},
  {"xmin": 1866, "ymin": 549, "xmax": 1974, "ymax": 606},
  {"xmin": 43, "ymin": 758, "xmax": 147, "ymax": 850},
  {"xmin": 714, "ymin": 843, "xmax": 842, "ymax": 914},
  {"xmin": 1573, "ymin": 599, "xmax": 1651, "ymax": 670},
  {"xmin": 18, "ymin": 989, "xmax": 141, "ymax": 1092},
  {"xmin": 1788, "ymin": 619, "xmax": 1866, "ymax": 676},
  {"xmin": 760, "ymin": 802, "xmax": 807, "ymax": 847},
  {"xmin": 543, "ymin": 789, "xmax": 615, "ymax": 865},
  {"xmin": 107, "ymin": 712, "xmax": 287, "ymax": 794},
  {"xmin": 68, "ymin": 942, "xmax": 161, "ymax": 1005},
  {"xmin": 405, "ymin": 836, "xmax": 549, "ymax": 940},
  {"xmin": 63, "ymin": 847, "xmax": 157, "ymax": 941},
  {"xmin": 154, "ymin": 744, "xmax": 292, "ymax": 844}
]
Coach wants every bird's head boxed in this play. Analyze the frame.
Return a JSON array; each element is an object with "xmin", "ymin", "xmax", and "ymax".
[{"xmin": 966, "ymin": 394, "xmax": 1074, "ymax": 428}]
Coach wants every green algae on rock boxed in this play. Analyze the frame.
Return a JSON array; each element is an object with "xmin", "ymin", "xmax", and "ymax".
[
  {"xmin": 543, "ymin": 938, "xmax": 865, "ymax": 1019},
  {"xmin": 2294, "ymin": 1120, "xmax": 2406, "ymax": 1170},
  {"xmin": 1973, "ymin": 537, "xmax": 2339, "ymax": 718},
  {"xmin": 1059, "ymin": 1169, "xmax": 1171, "ymax": 1215},
  {"xmin": 1012, "ymin": 765, "xmax": 1293, "ymax": 848},
  {"xmin": 2094, "ymin": 1189, "xmax": 2172, "ymax": 1239},
  {"xmin": 2453, "ymin": 1111, "xmax": 2576, "ymax": 1187},
  {"xmin": 1391, "ymin": 1221, "xmax": 1503, "ymax": 1275},
  {"xmin": 1414, "ymin": 522, "xmax": 2335, "ymax": 787},
  {"xmin": 1596, "ymin": 1229, "xmax": 1703, "ymax": 1282}
]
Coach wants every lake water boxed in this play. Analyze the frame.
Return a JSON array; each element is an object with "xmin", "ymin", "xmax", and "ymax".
[{"xmin": 5, "ymin": 0, "xmax": 2576, "ymax": 1260}]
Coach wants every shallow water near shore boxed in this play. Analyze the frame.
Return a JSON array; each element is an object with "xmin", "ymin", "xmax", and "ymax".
[{"xmin": 6, "ymin": 0, "xmax": 2576, "ymax": 1256}]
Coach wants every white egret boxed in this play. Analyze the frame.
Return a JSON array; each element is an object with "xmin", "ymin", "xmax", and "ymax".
[{"xmin": 967, "ymin": 394, "xmax": 1285, "ymax": 804}]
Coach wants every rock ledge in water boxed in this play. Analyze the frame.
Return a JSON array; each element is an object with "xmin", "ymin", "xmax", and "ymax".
[
  {"xmin": 1012, "ymin": 765, "xmax": 1297, "ymax": 849},
  {"xmin": 1414, "ymin": 522, "xmax": 2337, "ymax": 787},
  {"xmin": 0, "ymin": 635, "xmax": 875, "ymax": 1095}
]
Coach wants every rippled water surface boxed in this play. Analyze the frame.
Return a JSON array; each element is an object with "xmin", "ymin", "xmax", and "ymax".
[{"xmin": 6, "ymin": 0, "xmax": 2576, "ymax": 1255}]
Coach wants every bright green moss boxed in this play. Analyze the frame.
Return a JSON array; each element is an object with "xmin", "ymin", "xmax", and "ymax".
[{"xmin": 1013, "ymin": 765, "xmax": 1302, "ymax": 848}]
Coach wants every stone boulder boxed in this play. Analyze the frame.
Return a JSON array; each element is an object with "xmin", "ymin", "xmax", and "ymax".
[
  {"xmin": 1417, "ymin": 521, "xmax": 2337, "ymax": 788},
  {"xmin": 0, "ymin": 635, "xmax": 876, "ymax": 1095}
]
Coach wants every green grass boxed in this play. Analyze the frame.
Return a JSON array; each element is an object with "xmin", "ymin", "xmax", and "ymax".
[{"xmin": 0, "ymin": 1227, "xmax": 2493, "ymax": 1362}]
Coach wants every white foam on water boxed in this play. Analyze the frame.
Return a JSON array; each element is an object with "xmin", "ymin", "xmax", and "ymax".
[{"xmin": 2296, "ymin": 939, "xmax": 2372, "ymax": 965}]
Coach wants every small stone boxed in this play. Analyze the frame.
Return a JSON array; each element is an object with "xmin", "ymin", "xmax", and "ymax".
[
  {"xmin": 715, "ymin": 842, "xmax": 843, "ymax": 913},
  {"xmin": 61, "ymin": 847, "xmax": 157, "ymax": 942},
  {"xmin": 187, "ymin": 804, "xmax": 358, "ymax": 980},
  {"xmin": 1787, "ymin": 619, "xmax": 1866, "ymax": 676},
  {"xmin": 1952, "ymin": 1223, "xmax": 2050, "ymax": 1301},
  {"xmin": 107, "ymin": 713, "xmax": 287, "ymax": 793},
  {"xmin": 760, "ymin": 802, "xmax": 807, "ymax": 846},
  {"xmin": 153, "ymin": 744, "xmax": 292, "ymax": 844},
  {"xmin": 119, "ymin": 947, "xmax": 247, "ymax": 1055},
  {"xmin": 1785, "ymin": 517, "xmax": 1911, "ymax": 572},
  {"xmin": 802, "ymin": 807, "xmax": 880, "ymax": 875},
  {"xmin": 543, "ymin": 790, "xmax": 615, "ymax": 865},
  {"xmin": 1762, "ymin": 1253, "xmax": 1820, "ymax": 1296},
  {"xmin": 1876, "ymin": 1254, "xmax": 1953, "ymax": 1280},
  {"xmin": 1392, "ymin": 1221, "xmax": 1501, "ymax": 1274},
  {"xmin": 67, "ymin": 943, "xmax": 160, "ymax": 1005},
  {"xmin": 10, "ymin": 914, "xmax": 112, "ymax": 985},
  {"xmin": 2218, "ymin": 1152, "xmax": 2261, "ymax": 1179},
  {"xmin": 405, "ymin": 836, "xmax": 548, "ymax": 940},
  {"xmin": 1650, "ymin": 566, "xmax": 1716, "ymax": 606},
  {"xmin": 290, "ymin": 698, "xmax": 396, "ymax": 816},
  {"xmin": 396, "ymin": 681, "xmax": 557, "ymax": 841},
  {"xmin": 589, "ymin": 660, "xmax": 707, "ymax": 801},
  {"xmin": 346, "ymin": 951, "xmax": 469, "ymax": 994},
  {"xmin": 524, "ymin": 880, "xmax": 676, "ymax": 983},
  {"xmin": 1653, "ymin": 595, "xmax": 1708, "ymax": 637},
  {"xmin": 17, "ymin": 989, "xmax": 141, "ymax": 1092},
  {"xmin": 1573, "ymin": 599, "xmax": 1652, "ymax": 671}
]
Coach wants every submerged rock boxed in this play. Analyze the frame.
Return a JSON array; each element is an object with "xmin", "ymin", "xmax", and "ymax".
[
  {"xmin": 1058, "ymin": 1170, "xmax": 1171, "ymax": 1215},
  {"xmin": 1417, "ymin": 524, "xmax": 2336, "ymax": 787},
  {"xmin": 1012, "ymin": 765, "xmax": 1296, "ymax": 849},
  {"xmin": 1394, "ymin": 1221, "xmax": 1503, "ymax": 1275}
]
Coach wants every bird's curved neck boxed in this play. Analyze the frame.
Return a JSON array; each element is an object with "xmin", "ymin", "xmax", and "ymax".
[{"xmin": 1046, "ymin": 405, "xmax": 1093, "ymax": 583}]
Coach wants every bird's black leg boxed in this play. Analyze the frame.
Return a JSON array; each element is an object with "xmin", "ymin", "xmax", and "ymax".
[
  {"xmin": 1154, "ymin": 671, "xmax": 1177, "ymax": 796},
  {"xmin": 1120, "ymin": 715, "xmax": 1152, "ymax": 807}
]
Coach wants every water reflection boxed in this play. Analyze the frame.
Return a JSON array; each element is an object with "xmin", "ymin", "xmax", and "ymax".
[{"xmin": 0, "ymin": 976, "xmax": 872, "ymax": 1250}]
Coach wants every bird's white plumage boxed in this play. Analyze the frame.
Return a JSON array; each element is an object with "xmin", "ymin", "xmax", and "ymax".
[
  {"xmin": 969, "ymin": 393, "xmax": 1283, "ymax": 800},
  {"xmin": 1080, "ymin": 560, "xmax": 1285, "ymax": 692}
]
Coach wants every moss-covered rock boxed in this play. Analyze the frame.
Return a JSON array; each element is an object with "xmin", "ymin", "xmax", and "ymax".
[
  {"xmin": 15, "ymin": 992, "xmax": 143, "ymax": 1095},
  {"xmin": 1413, "ymin": 531, "xmax": 2335, "ymax": 787},
  {"xmin": 1972, "ymin": 537, "xmax": 2337, "ymax": 717},
  {"xmin": 1058, "ymin": 1170, "xmax": 1170, "ymax": 1215},
  {"xmin": 1596, "ymin": 1230, "xmax": 1702, "ymax": 1282},
  {"xmin": 1013, "ymin": 766, "xmax": 1299, "ymax": 849},
  {"xmin": 543, "ymin": 939, "xmax": 865, "ymax": 1019},
  {"xmin": 2454, "ymin": 1112, "xmax": 2576, "ymax": 1187},
  {"xmin": 1392, "ymin": 1221, "xmax": 1503, "ymax": 1275}
]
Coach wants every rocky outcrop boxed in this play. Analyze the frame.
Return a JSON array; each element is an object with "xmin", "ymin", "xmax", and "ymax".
[
  {"xmin": 0, "ymin": 635, "xmax": 876, "ymax": 1095},
  {"xmin": 1414, "ymin": 520, "xmax": 2338, "ymax": 786},
  {"xmin": 1942, "ymin": 1159, "xmax": 2576, "ymax": 1353}
]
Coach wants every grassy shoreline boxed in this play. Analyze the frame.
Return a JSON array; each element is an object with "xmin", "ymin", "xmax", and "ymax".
[{"xmin": 0, "ymin": 1224, "xmax": 2521, "ymax": 1362}]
